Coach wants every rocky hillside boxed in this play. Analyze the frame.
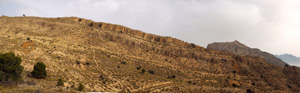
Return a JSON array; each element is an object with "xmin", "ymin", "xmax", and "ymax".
[
  {"xmin": 276, "ymin": 54, "xmax": 300, "ymax": 67},
  {"xmin": 207, "ymin": 40, "xmax": 288, "ymax": 67},
  {"xmin": 0, "ymin": 16, "xmax": 300, "ymax": 92}
]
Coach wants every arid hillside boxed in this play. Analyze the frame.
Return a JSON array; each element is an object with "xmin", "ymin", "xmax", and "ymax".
[
  {"xmin": 0, "ymin": 16, "xmax": 299, "ymax": 92},
  {"xmin": 207, "ymin": 40, "xmax": 288, "ymax": 67}
]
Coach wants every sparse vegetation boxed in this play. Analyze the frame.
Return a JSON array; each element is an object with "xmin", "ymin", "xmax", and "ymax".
[
  {"xmin": 171, "ymin": 75, "xmax": 176, "ymax": 78},
  {"xmin": 85, "ymin": 62, "xmax": 90, "ymax": 65},
  {"xmin": 167, "ymin": 75, "xmax": 176, "ymax": 79},
  {"xmin": 141, "ymin": 69, "xmax": 145, "ymax": 74},
  {"xmin": 148, "ymin": 70, "xmax": 155, "ymax": 74},
  {"xmin": 76, "ymin": 60, "xmax": 80, "ymax": 64},
  {"xmin": 121, "ymin": 61, "xmax": 126, "ymax": 64},
  {"xmin": 191, "ymin": 43, "xmax": 196, "ymax": 48},
  {"xmin": 78, "ymin": 83, "xmax": 85, "ymax": 91},
  {"xmin": 100, "ymin": 75, "xmax": 104, "ymax": 80},
  {"xmin": 0, "ymin": 52, "xmax": 24, "ymax": 83},
  {"xmin": 246, "ymin": 89, "xmax": 254, "ymax": 93},
  {"xmin": 71, "ymin": 85, "xmax": 75, "ymax": 88},
  {"xmin": 136, "ymin": 66, "xmax": 141, "ymax": 70},
  {"xmin": 31, "ymin": 62, "xmax": 47, "ymax": 79},
  {"xmin": 99, "ymin": 24, "xmax": 102, "ymax": 28},
  {"xmin": 232, "ymin": 84, "xmax": 238, "ymax": 87},
  {"xmin": 188, "ymin": 81, "xmax": 192, "ymax": 84},
  {"xmin": 57, "ymin": 78, "xmax": 64, "ymax": 86},
  {"xmin": 89, "ymin": 22, "xmax": 93, "ymax": 27}
]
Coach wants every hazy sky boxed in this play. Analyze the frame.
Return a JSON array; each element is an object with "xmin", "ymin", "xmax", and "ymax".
[{"xmin": 1, "ymin": 0, "xmax": 300, "ymax": 57}]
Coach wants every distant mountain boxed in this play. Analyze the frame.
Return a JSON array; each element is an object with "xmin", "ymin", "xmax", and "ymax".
[
  {"xmin": 276, "ymin": 54, "xmax": 300, "ymax": 67},
  {"xmin": 207, "ymin": 40, "xmax": 288, "ymax": 67}
]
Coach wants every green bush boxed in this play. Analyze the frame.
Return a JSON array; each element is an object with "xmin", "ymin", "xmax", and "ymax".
[
  {"xmin": 141, "ymin": 69, "xmax": 145, "ymax": 74},
  {"xmin": 31, "ymin": 62, "xmax": 47, "ymax": 79},
  {"xmin": 57, "ymin": 78, "xmax": 64, "ymax": 86},
  {"xmin": 0, "ymin": 52, "xmax": 24, "ymax": 82},
  {"xmin": 78, "ymin": 83, "xmax": 85, "ymax": 91}
]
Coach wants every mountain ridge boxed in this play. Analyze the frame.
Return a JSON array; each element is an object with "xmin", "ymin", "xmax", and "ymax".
[
  {"xmin": 207, "ymin": 40, "xmax": 288, "ymax": 67},
  {"xmin": 0, "ymin": 16, "xmax": 299, "ymax": 92}
]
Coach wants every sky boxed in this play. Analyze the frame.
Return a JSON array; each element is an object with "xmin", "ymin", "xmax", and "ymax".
[{"xmin": 1, "ymin": 0, "xmax": 300, "ymax": 57}]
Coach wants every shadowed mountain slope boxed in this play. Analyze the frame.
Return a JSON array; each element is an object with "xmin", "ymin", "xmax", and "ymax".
[
  {"xmin": 207, "ymin": 40, "xmax": 288, "ymax": 67},
  {"xmin": 0, "ymin": 16, "xmax": 299, "ymax": 92}
]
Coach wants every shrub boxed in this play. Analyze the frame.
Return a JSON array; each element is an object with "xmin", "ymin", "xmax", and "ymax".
[
  {"xmin": 232, "ymin": 84, "xmax": 238, "ymax": 87},
  {"xmin": 246, "ymin": 89, "xmax": 254, "ymax": 93},
  {"xmin": 76, "ymin": 60, "xmax": 80, "ymax": 64},
  {"xmin": 0, "ymin": 52, "xmax": 24, "ymax": 82},
  {"xmin": 121, "ymin": 61, "xmax": 126, "ymax": 64},
  {"xmin": 89, "ymin": 22, "xmax": 93, "ymax": 27},
  {"xmin": 78, "ymin": 83, "xmax": 85, "ymax": 91},
  {"xmin": 168, "ymin": 75, "xmax": 176, "ymax": 79},
  {"xmin": 85, "ymin": 62, "xmax": 90, "ymax": 65},
  {"xmin": 100, "ymin": 75, "xmax": 104, "ymax": 80},
  {"xmin": 57, "ymin": 78, "xmax": 64, "ymax": 86},
  {"xmin": 190, "ymin": 43, "xmax": 196, "ymax": 48},
  {"xmin": 136, "ymin": 66, "xmax": 141, "ymax": 70},
  {"xmin": 141, "ymin": 69, "xmax": 145, "ymax": 74},
  {"xmin": 99, "ymin": 24, "xmax": 102, "ymax": 28},
  {"xmin": 171, "ymin": 75, "xmax": 176, "ymax": 78},
  {"xmin": 188, "ymin": 81, "xmax": 192, "ymax": 84},
  {"xmin": 31, "ymin": 62, "xmax": 47, "ymax": 79},
  {"xmin": 285, "ymin": 64, "xmax": 289, "ymax": 67},
  {"xmin": 78, "ymin": 19, "xmax": 82, "ymax": 22},
  {"xmin": 148, "ymin": 70, "xmax": 155, "ymax": 74}
]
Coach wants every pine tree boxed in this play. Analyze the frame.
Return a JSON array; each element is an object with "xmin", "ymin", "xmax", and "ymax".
[{"xmin": 31, "ymin": 62, "xmax": 47, "ymax": 79}]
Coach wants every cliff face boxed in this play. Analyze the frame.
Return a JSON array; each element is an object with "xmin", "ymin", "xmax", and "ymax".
[
  {"xmin": 0, "ymin": 16, "xmax": 299, "ymax": 92},
  {"xmin": 207, "ymin": 40, "xmax": 288, "ymax": 67}
]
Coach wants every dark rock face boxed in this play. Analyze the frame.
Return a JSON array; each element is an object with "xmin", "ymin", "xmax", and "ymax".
[{"xmin": 207, "ymin": 40, "xmax": 287, "ymax": 67}]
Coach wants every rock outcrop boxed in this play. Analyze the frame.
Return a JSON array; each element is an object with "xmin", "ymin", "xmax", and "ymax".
[{"xmin": 207, "ymin": 40, "xmax": 288, "ymax": 67}]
